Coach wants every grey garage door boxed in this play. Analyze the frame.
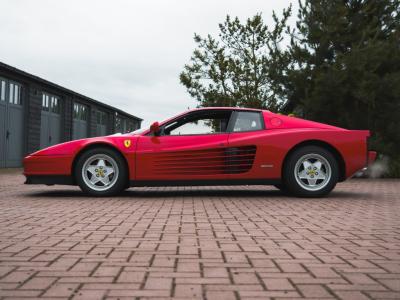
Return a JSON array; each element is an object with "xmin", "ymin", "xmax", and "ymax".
[
  {"xmin": 40, "ymin": 93, "xmax": 61, "ymax": 148},
  {"xmin": 0, "ymin": 78, "xmax": 24, "ymax": 167},
  {"xmin": 72, "ymin": 102, "xmax": 88, "ymax": 140},
  {"xmin": 95, "ymin": 110, "xmax": 108, "ymax": 136}
]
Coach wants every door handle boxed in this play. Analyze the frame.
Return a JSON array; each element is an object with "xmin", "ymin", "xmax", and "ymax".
[
  {"xmin": 49, "ymin": 135, "xmax": 52, "ymax": 143},
  {"xmin": 6, "ymin": 130, "xmax": 10, "ymax": 140}
]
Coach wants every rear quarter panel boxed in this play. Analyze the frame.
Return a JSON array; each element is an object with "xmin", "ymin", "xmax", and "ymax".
[{"xmin": 228, "ymin": 128, "xmax": 368, "ymax": 180}]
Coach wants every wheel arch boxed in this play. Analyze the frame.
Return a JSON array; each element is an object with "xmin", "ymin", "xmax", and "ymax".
[
  {"xmin": 282, "ymin": 140, "xmax": 346, "ymax": 182},
  {"xmin": 71, "ymin": 142, "xmax": 130, "ymax": 184}
]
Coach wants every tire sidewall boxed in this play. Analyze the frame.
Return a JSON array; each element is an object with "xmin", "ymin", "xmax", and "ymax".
[
  {"xmin": 75, "ymin": 147, "xmax": 127, "ymax": 196},
  {"xmin": 283, "ymin": 146, "xmax": 339, "ymax": 197},
  {"xmin": 274, "ymin": 184, "xmax": 289, "ymax": 194}
]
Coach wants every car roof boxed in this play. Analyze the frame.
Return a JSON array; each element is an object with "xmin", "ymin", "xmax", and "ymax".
[
  {"xmin": 187, "ymin": 107, "xmax": 267, "ymax": 113},
  {"xmin": 138, "ymin": 107, "xmax": 269, "ymax": 135}
]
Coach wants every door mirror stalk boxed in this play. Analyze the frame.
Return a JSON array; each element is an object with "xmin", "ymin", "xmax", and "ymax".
[{"xmin": 150, "ymin": 122, "xmax": 160, "ymax": 136}]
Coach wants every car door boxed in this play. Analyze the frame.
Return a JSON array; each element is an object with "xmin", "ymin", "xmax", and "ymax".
[
  {"xmin": 227, "ymin": 110, "xmax": 267, "ymax": 179},
  {"xmin": 135, "ymin": 110, "xmax": 232, "ymax": 181}
]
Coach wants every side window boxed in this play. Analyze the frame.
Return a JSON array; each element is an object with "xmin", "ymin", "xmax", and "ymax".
[
  {"xmin": 163, "ymin": 111, "xmax": 232, "ymax": 136},
  {"xmin": 232, "ymin": 111, "xmax": 263, "ymax": 132}
]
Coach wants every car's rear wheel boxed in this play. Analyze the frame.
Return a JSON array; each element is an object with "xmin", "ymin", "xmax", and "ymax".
[
  {"xmin": 75, "ymin": 147, "xmax": 127, "ymax": 196},
  {"xmin": 283, "ymin": 146, "xmax": 339, "ymax": 197}
]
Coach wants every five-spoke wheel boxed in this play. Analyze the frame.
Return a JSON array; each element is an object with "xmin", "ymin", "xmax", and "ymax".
[
  {"xmin": 283, "ymin": 146, "xmax": 338, "ymax": 197},
  {"xmin": 294, "ymin": 153, "xmax": 331, "ymax": 191},
  {"xmin": 75, "ymin": 147, "xmax": 127, "ymax": 196},
  {"xmin": 82, "ymin": 154, "xmax": 119, "ymax": 191}
]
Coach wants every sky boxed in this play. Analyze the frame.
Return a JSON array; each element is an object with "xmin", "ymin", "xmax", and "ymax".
[{"xmin": 0, "ymin": 0, "xmax": 297, "ymax": 127}]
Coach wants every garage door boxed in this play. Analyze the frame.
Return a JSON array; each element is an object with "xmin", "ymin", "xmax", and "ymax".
[
  {"xmin": 72, "ymin": 102, "xmax": 88, "ymax": 140},
  {"xmin": 0, "ymin": 78, "xmax": 24, "ymax": 167},
  {"xmin": 40, "ymin": 93, "xmax": 61, "ymax": 148},
  {"xmin": 96, "ymin": 110, "xmax": 108, "ymax": 136}
]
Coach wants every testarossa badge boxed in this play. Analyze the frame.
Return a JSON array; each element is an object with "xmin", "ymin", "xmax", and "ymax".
[{"xmin": 123, "ymin": 140, "xmax": 131, "ymax": 148}]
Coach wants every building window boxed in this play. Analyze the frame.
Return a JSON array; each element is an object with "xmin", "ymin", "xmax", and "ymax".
[
  {"xmin": 96, "ymin": 110, "xmax": 107, "ymax": 126},
  {"xmin": 115, "ymin": 116, "xmax": 134, "ymax": 133},
  {"xmin": 73, "ymin": 103, "xmax": 78, "ymax": 118},
  {"xmin": 42, "ymin": 93, "xmax": 61, "ymax": 114},
  {"xmin": 0, "ymin": 80, "xmax": 6, "ymax": 101},
  {"xmin": 119, "ymin": 118, "xmax": 130, "ymax": 133},
  {"xmin": 126, "ymin": 121, "xmax": 137, "ymax": 132},
  {"xmin": 115, "ymin": 116, "xmax": 122, "ymax": 132},
  {"xmin": 73, "ymin": 103, "xmax": 88, "ymax": 121},
  {"xmin": 42, "ymin": 94, "xmax": 49, "ymax": 111},
  {"xmin": 51, "ymin": 96, "xmax": 60, "ymax": 114},
  {"xmin": 8, "ymin": 82, "xmax": 21, "ymax": 105},
  {"xmin": 115, "ymin": 118, "xmax": 137, "ymax": 133},
  {"xmin": 121, "ymin": 119, "xmax": 127, "ymax": 133},
  {"xmin": 0, "ymin": 79, "xmax": 22, "ymax": 104},
  {"xmin": 42, "ymin": 94, "xmax": 48, "ymax": 110}
]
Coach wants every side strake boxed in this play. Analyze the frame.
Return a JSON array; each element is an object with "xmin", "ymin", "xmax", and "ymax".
[{"xmin": 152, "ymin": 146, "xmax": 257, "ymax": 176}]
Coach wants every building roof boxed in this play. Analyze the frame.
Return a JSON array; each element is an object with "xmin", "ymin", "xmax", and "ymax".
[{"xmin": 0, "ymin": 61, "xmax": 142, "ymax": 121}]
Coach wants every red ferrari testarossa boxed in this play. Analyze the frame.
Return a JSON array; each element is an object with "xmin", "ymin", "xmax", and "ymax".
[{"xmin": 24, "ymin": 107, "xmax": 376, "ymax": 197}]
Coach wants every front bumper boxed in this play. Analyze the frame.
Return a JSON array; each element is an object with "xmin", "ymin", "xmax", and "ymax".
[
  {"xmin": 25, "ymin": 175, "xmax": 74, "ymax": 185},
  {"xmin": 23, "ymin": 155, "xmax": 73, "ymax": 176}
]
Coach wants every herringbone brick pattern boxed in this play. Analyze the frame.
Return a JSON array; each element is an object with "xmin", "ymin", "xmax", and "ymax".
[{"xmin": 0, "ymin": 169, "xmax": 399, "ymax": 299}]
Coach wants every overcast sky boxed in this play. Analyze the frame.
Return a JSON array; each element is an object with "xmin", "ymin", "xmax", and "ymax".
[{"xmin": 0, "ymin": 0, "xmax": 296, "ymax": 127}]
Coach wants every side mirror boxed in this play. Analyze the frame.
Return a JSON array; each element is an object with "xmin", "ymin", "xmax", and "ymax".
[{"xmin": 150, "ymin": 121, "xmax": 160, "ymax": 135}]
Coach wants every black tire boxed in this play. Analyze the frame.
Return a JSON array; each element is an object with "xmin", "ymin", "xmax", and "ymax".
[
  {"xmin": 283, "ymin": 145, "xmax": 339, "ymax": 197},
  {"xmin": 274, "ymin": 184, "xmax": 288, "ymax": 193},
  {"xmin": 75, "ymin": 147, "xmax": 128, "ymax": 196}
]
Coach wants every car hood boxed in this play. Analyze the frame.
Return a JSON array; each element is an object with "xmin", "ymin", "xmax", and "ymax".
[{"xmin": 28, "ymin": 133, "xmax": 139, "ymax": 156}]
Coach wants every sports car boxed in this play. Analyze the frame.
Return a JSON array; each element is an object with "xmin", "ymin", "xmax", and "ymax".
[{"xmin": 24, "ymin": 107, "xmax": 376, "ymax": 197}]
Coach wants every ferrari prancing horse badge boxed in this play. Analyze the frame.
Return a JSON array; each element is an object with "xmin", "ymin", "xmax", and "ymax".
[{"xmin": 124, "ymin": 140, "xmax": 131, "ymax": 148}]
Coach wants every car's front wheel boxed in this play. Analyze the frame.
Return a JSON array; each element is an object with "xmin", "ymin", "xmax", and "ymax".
[
  {"xmin": 283, "ymin": 146, "xmax": 339, "ymax": 197},
  {"xmin": 75, "ymin": 147, "xmax": 128, "ymax": 196},
  {"xmin": 274, "ymin": 184, "xmax": 288, "ymax": 193}
]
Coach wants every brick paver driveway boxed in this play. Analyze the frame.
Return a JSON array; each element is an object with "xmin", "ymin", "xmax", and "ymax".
[{"xmin": 0, "ymin": 169, "xmax": 399, "ymax": 300}]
